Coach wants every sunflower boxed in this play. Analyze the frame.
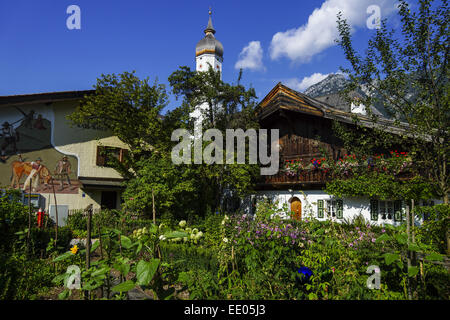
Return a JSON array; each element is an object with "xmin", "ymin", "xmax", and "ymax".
[{"xmin": 70, "ymin": 245, "xmax": 78, "ymax": 254}]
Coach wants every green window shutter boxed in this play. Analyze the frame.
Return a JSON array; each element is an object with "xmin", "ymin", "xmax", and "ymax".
[
  {"xmin": 336, "ymin": 199, "xmax": 343, "ymax": 219},
  {"xmin": 370, "ymin": 200, "xmax": 379, "ymax": 221},
  {"xmin": 394, "ymin": 200, "xmax": 402, "ymax": 221},
  {"xmin": 317, "ymin": 200, "xmax": 324, "ymax": 218}
]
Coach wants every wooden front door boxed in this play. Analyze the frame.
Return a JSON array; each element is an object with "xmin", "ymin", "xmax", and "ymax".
[{"xmin": 290, "ymin": 197, "xmax": 302, "ymax": 221}]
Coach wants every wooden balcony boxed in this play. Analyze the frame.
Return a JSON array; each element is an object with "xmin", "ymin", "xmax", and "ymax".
[
  {"xmin": 257, "ymin": 168, "xmax": 330, "ymax": 189},
  {"xmin": 256, "ymin": 166, "xmax": 415, "ymax": 190}
]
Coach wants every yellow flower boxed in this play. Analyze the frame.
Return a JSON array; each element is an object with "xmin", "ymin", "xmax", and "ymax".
[{"xmin": 70, "ymin": 245, "xmax": 78, "ymax": 254}]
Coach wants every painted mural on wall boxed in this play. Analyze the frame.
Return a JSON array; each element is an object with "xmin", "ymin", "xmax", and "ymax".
[{"xmin": 0, "ymin": 107, "xmax": 80, "ymax": 194}]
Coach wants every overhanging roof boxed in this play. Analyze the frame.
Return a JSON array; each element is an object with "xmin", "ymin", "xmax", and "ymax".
[
  {"xmin": 0, "ymin": 90, "xmax": 95, "ymax": 107},
  {"xmin": 78, "ymin": 176, "xmax": 125, "ymax": 190},
  {"xmin": 257, "ymin": 82, "xmax": 414, "ymax": 137}
]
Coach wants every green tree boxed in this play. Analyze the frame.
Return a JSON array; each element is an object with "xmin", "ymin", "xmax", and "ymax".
[
  {"xmin": 335, "ymin": 0, "xmax": 449, "ymax": 203},
  {"xmin": 68, "ymin": 71, "xmax": 169, "ymax": 173},
  {"xmin": 122, "ymin": 152, "xmax": 199, "ymax": 220},
  {"xmin": 68, "ymin": 71, "xmax": 199, "ymax": 218},
  {"xmin": 168, "ymin": 66, "xmax": 260, "ymax": 213}
]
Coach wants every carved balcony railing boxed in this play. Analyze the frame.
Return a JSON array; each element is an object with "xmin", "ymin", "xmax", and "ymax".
[
  {"xmin": 258, "ymin": 166, "xmax": 415, "ymax": 187},
  {"xmin": 260, "ymin": 168, "xmax": 330, "ymax": 185}
]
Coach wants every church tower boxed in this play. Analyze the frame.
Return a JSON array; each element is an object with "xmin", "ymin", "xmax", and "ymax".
[
  {"xmin": 191, "ymin": 10, "xmax": 224, "ymax": 127},
  {"xmin": 195, "ymin": 10, "xmax": 223, "ymax": 79}
]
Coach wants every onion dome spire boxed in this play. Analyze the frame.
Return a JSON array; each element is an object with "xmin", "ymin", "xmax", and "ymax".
[
  {"xmin": 204, "ymin": 8, "xmax": 215, "ymax": 35},
  {"xmin": 195, "ymin": 8, "xmax": 223, "ymax": 58}
]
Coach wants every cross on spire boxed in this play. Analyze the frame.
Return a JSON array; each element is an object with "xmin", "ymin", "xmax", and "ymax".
[{"xmin": 204, "ymin": 7, "xmax": 215, "ymax": 35}]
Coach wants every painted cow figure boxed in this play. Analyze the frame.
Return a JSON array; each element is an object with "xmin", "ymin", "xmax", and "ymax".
[{"xmin": 10, "ymin": 161, "xmax": 52, "ymax": 190}]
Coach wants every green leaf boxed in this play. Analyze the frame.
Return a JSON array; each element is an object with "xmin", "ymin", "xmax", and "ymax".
[
  {"xmin": 91, "ymin": 266, "xmax": 110, "ymax": 277},
  {"xmin": 394, "ymin": 233, "xmax": 407, "ymax": 245},
  {"xmin": 58, "ymin": 289, "xmax": 70, "ymax": 300},
  {"xmin": 408, "ymin": 266, "xmax": 419, "ymax": 277},
  {"xmin": 164, "ymin": 231, "xmax": 188, "ymax": 239},
  {"xmin": 148, "ymin": 224, "xmax": 158, "ymax": 234},
  {"xmin": 111, "ymin": 280, "xmax": 135, "ymax": 293},
  {"xmin": 110, "ymin": 228, "xmax": 122, "ymax": 235},
  {"xmin": 90, "ymin": 240, "xmax": 100, "ymax": 253},
  {"xmin": 136, "ymin": 259, "xmax": 160, "ymax": 286},
  {"xmin": 376, "ymin": 234, "xmax": 390, "ymax": 243},
  {"xmin": 52, "ymin": 273, "xmax": 67, "ymax": 285},
  {"xmin": 113, "ymin": 262, "xmax": 130, "ymax": 277},
  {"xmin": 52, "ymin": 251, "xmax": 73, "ymax": 262},
  {"xmin": 120, "ymin": 236, "xmax": 132, "ymax": 249},
  {"xmin": 408, "ymin": 243, "xmax": 421, "ymax": 252},
  {"xmin": 82, "ymin": 280, "xmax": 102, "ymax": 291},
  {"xmin": 135, "ymin": 241, "xmax": 143, "ymax": 254},
  {"xmin": 383, "ymin": 252, "xmax": 400, "ymax": 265},
  {"xmin": 14, "ymin": 229, "xmax": 28, "ymax": 235},
  {"xmin": 426, "ymin": 252, "xmax": 444, "ymax": 262}
]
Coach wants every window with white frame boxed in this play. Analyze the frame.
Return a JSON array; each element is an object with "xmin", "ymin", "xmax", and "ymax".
[
  {"xmin": 370, "ymin": 200, "xmax": 403, "ymax": 221},
  {"xmin": 317, "ymin": 199, "xmax": 343, "ymax": 219},
  {"xmin": 379, "ymin": 200, "xmax": 394, "ymax": 220}
]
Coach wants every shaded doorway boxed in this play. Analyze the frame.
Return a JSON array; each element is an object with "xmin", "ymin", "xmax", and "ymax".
[{"xmin": 101, "ymin": 191, "xmax": 117, "ymax": 210}]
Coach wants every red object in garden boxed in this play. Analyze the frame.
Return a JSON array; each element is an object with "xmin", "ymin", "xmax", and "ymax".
[{"xmin": 37, "ymin": 208, "xmax": 45, "ymax": 228}]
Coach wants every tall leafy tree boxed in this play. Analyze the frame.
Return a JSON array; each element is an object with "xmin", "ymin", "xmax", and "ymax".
[
  {"xmin": 68, "ymin": 71, "xmax": 169, "ymax": 168},
  {"xmin": 335, "ymin": 0, "xmax": 449, "ymax": 203},
  {"xmin": 68, "ymin": 71, "xmax": 200, "ymax": 218},
  {"xmin": 169, "ymin": 66, "xmax": 260, "ymax": 213}
]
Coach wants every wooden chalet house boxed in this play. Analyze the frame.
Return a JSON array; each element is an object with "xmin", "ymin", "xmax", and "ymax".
[{"xmin": 245, "ymin": 83, "xmax": 440, "ymax": 226}]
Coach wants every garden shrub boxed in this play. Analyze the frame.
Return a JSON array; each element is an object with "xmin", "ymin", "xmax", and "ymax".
[
  {"xmin": 65, "ymin": 209, "xmax": 87, "ymax": 233},
  {"xmin": 0, "ymin": 189, "xmax": 29, "ymax": 252},
  {"xmin": 30, "ymin": 226, "xmax": 73, "ymax": 254},
  {"xmin": 159, "ymin": 242, "xmax": 219, "ymax": 274},
  {"xmin": 415, "ymin": 204, "xmax": 449, "ymax": 254},
  {"xmin": 0, "ymin": 252, "xmax": 55, "ymax": 300},
  {"xmin": 0, "ymin": 190, "xmax": 68, "ymax": 299}
]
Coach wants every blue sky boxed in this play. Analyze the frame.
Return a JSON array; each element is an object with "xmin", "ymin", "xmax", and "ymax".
[{"xmin": 0, "ymin": 0, "xmax": 403, "ymax": 112}]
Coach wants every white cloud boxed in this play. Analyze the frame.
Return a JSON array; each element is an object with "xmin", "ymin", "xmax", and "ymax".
[
  {"xmin": 269, "ymin": 0, "xmax": 397, "ymax": 63},
  {"xmin": 284, "ymin": 72, "xmax": 330, "ymax": 92},
  {"xmin": 235, "ymin": 41, "xmax": 266, "ymax": 71}
]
